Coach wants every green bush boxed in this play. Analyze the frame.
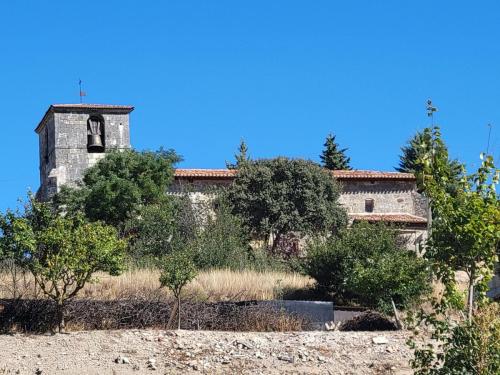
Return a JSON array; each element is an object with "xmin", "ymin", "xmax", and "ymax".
[
  {"xmin": 304, "ymin": 222, "xmax": 432, "ymax": 313},
  {"xmin": 193, "ymin": 201, "xmax": 252, "ymax": 270}
]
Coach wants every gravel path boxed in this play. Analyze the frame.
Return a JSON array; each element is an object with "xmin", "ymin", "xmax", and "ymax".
[{"xmin": 0, "ymin": 330, "xmax": 414, "ymax": 374}]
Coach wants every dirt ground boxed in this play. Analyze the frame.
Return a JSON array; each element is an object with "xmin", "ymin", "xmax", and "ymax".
[{"xmin": 0, "ymin": 330, "xmax": 415, "ymax": 374}]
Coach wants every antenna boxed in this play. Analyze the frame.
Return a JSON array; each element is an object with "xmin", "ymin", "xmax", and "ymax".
[
  {"xmin": 486, "ymin": 123, "xmax": 492, "ymax": 155},
  {"xmin": 79, "ymin": 79, "xmax": 87, "ymax": 103}
]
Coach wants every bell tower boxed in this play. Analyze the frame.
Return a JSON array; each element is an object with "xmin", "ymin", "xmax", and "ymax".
[{"xmin": 35, "ymin": 104, "xmax": 134, "ymax": 201}]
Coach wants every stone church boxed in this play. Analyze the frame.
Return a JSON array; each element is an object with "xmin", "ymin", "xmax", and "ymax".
[{"xmin": 35, "ymin": 103, "xmax": 429, "ymax": 250}]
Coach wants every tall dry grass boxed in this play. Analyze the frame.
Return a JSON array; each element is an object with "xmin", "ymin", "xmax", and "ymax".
[{"xmin": 0, "ymin": 268, "xmax": 313, "ymax": 302}]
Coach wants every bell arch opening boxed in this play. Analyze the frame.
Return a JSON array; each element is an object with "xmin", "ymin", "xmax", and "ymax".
[{"xmin": 87, "ymin": 116, "xmax": 105, "ymax": 153}]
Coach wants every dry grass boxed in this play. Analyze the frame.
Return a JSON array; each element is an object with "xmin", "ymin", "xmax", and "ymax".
[{"xmin": 0, "ymin": 268, "xmax": 313, "ymax": 302}]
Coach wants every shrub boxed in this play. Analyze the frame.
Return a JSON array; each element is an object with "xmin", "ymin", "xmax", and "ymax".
[
  {"xmin": 193, "ymin": 200, "xmax": 252, "ymax": 270},
  {"xmin": 304, "ymin": 222, "xmax": 432, "ymax": 313}
]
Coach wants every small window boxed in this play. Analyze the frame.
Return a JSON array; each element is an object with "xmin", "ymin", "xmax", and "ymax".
[{"xmin": 365, "ymin": 198, "xmax": 374, "ymax": 213}]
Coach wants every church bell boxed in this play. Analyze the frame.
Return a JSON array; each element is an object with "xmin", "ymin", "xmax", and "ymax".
[
  {"xmin": 87, "ymin": 118, "xmax": 104, "ymax": 152},
  {"xmin": 87, "ymin": 134, "xmax": 104, "ymax": 151}
]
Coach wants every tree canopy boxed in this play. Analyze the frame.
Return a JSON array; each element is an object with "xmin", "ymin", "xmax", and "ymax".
[
  {"xmin": 304, "ymin": 222, "xmax": 431, "ymax": 313},
  {"xmin": 320, "ymin": 134, "xmax": 351, "ymax": 170},
  {"xmin": 226, "ymin": 157, "xmax": 347, "ymax": 249},
  {"xmin": 0, "ymin": 197, "xmax": 126, "ymax": 332},
  {"xmin": 226, "ymin": 139, "xmax": 250, "ymax": 170},
  {"xmin": 53, "ymin": 148, "xmax": 181, "ymax": 227},
  {"xmin": 396, "ymin": 127, "xmax": 462, "ymax": 193}
]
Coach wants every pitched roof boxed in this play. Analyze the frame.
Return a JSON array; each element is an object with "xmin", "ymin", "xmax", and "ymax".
[
  {"xmin": 349, "ymin": 213, "xmax": 428, "ymax": 224},
  {"xmin": 35, "ymin": 104, "xmax": 135, "ymax": 133},
  {"xmin": 174, "ymin": 168, "xmax": 415, "ymax": 181},
  {"xmin": 174, "ymin": 169, "xmax": 238, "ymax": 178},
  {"xmin": 331, "ymin": 170, "xmax": 415, "ymax": 180}
]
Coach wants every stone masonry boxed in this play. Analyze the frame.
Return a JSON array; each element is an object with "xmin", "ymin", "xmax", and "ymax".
[{"xmin": 35, "ymin": 104, "xmax": 134, "ymax": 200}]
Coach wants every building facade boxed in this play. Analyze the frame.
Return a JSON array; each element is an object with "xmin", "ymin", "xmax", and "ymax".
[
  {"xmin": 35, "ymin": 104, "xmax": 134, "ymax": 200},
  {"xmin": 172, "ymin": 169, "xmax": 429, "ymax": 251}
]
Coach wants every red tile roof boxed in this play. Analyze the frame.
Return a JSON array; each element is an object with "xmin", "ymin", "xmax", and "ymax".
[
  {"xmin": 174, "ymin": 168, "xmax": 415, "ymax": 181},
  {"xmin": 349, "ymin": 213, "xmax": 427, "ymax": 224},
  {"xmin": 331, "ymin": 170, "xmax": 415, "ymax": 180},
  {"xmin": 174, "ymin": 169, "xmax": 238, "ymax": 178}
]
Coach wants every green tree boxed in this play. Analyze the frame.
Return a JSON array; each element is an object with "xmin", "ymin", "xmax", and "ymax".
[
  {"xmin": 320, "ymin": 134, "xmax": 351, "ymax": 170},
  {"xmin": 424, "ymin": 154, "xmax": 499, "ymax": 318},
  {"xmin": 124, "ymin": 196, "xmax": 196, "ymax": 264},
  {"xmin": 53, "ymin": 148, "xmax": 181, "ymax": 228},
  {"xmin": 193, "ymin": 198, "xmax": 251, "ymax": 270},
  {"xmin": 409, "ymin": 155, "xmax": 500, "ymax": 374},
  {"xmin": 304, "ymin": 222, "xmax": 432, "ymax": 314},
  {"xmin": 227, "ymin": 157, "xmax": 347, "ymax": 250},
  {"xmin": 226, "ymin": 139, "xmax": 250, "ymax": 169},
  {"xmin": 396, "ymin": 128, "xmax": 462, "ymax": 193},
  {"xmin": 159, "ymin": 249, "xmax": 198, "ymax": 330},
  {"xmin": 0, "ymin": 197, "xmax": 126, "ymax": 332}
]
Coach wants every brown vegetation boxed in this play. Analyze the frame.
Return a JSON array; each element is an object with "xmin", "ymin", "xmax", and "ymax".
[{"xmin": 1, "ymin": 268, "xmax": 313, "ymax": 302}]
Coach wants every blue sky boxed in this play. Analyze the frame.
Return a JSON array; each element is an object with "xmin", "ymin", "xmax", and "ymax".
[{"xmin": 1, "ymin": 1, "xmax": 499, "ymax": 212}]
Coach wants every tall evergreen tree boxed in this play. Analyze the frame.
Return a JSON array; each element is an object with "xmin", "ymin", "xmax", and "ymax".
[
  {"xmin": 396, "ymin": 128, "xmax": 463, "ymax": 193},
  {"xmin": 320, "ymin": 134, "xmax": 352, "ymax": 170},
  {"xmin": 226, "ymin": 139, "xmax": 250, "ymax": 169}
]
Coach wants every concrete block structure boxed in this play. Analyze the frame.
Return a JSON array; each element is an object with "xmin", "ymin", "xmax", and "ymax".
[{"xmin": 35, "ymin": 104, "xmax": 134, "ymax": 200}]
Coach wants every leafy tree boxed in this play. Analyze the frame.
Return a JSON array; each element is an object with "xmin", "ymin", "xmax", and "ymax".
[
  {"xmin": 124, "ymin": 196, "xmax": 196, "ymax": 264},
  {"xmin": 304, "ymin": 222, "xmax": 432, "ymax": 314},
  {"xmin": 409, "ymin": 155, "xmax": 500, "ymax": 374},
  {"xmin": 53, "ymin": 148, "xmax": 181, "ymax": 227},
  {"xmin": 423, "ymin": 154, "xmax": 499, "ymax": 318},
  {"xmin": 193, "ymin": 199, "xmax": 251, "ymax": 270},
  {"xmin": 320, "ymin": 134, "xmax": 351, "ymax": 170},
  {"xmin": 0, "ymin": 197, "xmax": 126, "ymax": 332},
  {"xmin": 227, "ymin": 157, "xmax": 347, "ymax": 250},
  {"xmin": 159, "ymin": 249, "xmax": 198, "ymax": 330},
  {"xmin": 226, "ymin": 139, "xmax": 250, "ymax": 169},
  {"xmin": 396, "ymin": 128, "xmax": 462, "ymax": 193}
]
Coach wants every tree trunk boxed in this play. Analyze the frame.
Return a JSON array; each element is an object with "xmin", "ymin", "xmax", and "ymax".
[
  {"xmin": 391, "ymin": 298, "xmax": 403, "ymax": 330},
  {"xmin": 177, "ymin": 294, "xmax": 181, "ymax": 330},
  {"xmin": 56, "ymin": 301, "xmax": 66, "ymax": 333},
  {"xmin": 467, "ymin": 269, "xmax": 475, "ymax": 321},
  {"xmin": 166, "ymin": 300, "xmax": 178, "ymax": 330}
]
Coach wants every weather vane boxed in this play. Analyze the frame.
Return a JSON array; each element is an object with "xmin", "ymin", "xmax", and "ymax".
[{"xmin": 79, "ymin": 79, "xmax": 87, "ymax": 103}]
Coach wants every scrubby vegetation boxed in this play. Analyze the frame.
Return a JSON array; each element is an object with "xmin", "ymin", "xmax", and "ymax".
[{"xmin": 304, "ymin": 222, "xmax": 432, "ymax": 314}]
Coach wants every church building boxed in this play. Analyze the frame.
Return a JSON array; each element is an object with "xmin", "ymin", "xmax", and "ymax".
[{"xmin": 35, "ymin": 103, "xmax": 429, "ymax": 250}]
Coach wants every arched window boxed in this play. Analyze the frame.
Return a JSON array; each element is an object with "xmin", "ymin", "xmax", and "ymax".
[{"xmin": 87, "ymin": 116, "xmax": 105, "ymax": 152}]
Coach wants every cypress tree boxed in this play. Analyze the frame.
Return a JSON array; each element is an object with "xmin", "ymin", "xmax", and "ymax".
[
  {"xmin": 320, "ymin": 134, "xmax": 352, "ymax": 170},
  {"xmin": 226, "ymin": 139, "xmax": 250, "ymax": 169}
]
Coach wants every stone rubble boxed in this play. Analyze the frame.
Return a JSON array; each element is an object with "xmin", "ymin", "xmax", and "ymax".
[{"xmin": 0, "ymin": 329, "xmax": 417, "ymax": 374}]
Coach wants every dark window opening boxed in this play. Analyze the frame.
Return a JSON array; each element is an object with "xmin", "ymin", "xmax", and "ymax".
[
  {"xmin": 87, "ymin": 116, "xmax": 105, "ymax": 153},
  {"xmin": 44, "ymin": 128, "xmax": 49, "ymax": 164},
  {"xmin": 365, "ymin": 198, "xmax": 374, "ymax": 213}
]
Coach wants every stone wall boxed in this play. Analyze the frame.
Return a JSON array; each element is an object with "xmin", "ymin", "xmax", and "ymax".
[
  {"xmin": 36, "ymin": 107, "xmax": 132, "ymax": 201},
  {"xmin": 338, "ymin": 180, "xmax": 427, "ymax": 216}
]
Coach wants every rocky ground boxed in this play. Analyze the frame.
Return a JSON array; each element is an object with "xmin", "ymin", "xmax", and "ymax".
[{"xmin": 0, "ymin": 330, "xmax": 415, "ymax": 374}]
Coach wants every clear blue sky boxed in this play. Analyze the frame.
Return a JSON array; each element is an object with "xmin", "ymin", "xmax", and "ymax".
[{"xmin": 1, "ymin": 1, "xmax": 499, "ymax": 212}]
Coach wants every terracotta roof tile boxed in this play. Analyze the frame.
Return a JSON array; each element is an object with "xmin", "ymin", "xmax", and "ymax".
[
  {"xmin": 174, "ymin": 168, "xmax": 415, "ymax": 180},
  {"xmin": 331, "ymin": 170, "xmax": 415, "ymax": 180},
  {"xmin": 174, "ymin": 169, "xmax": 238, "ymax": 178},
  {"xmin": 349, "ymin": 213, "xmax": 428, "ymax": 224}
]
